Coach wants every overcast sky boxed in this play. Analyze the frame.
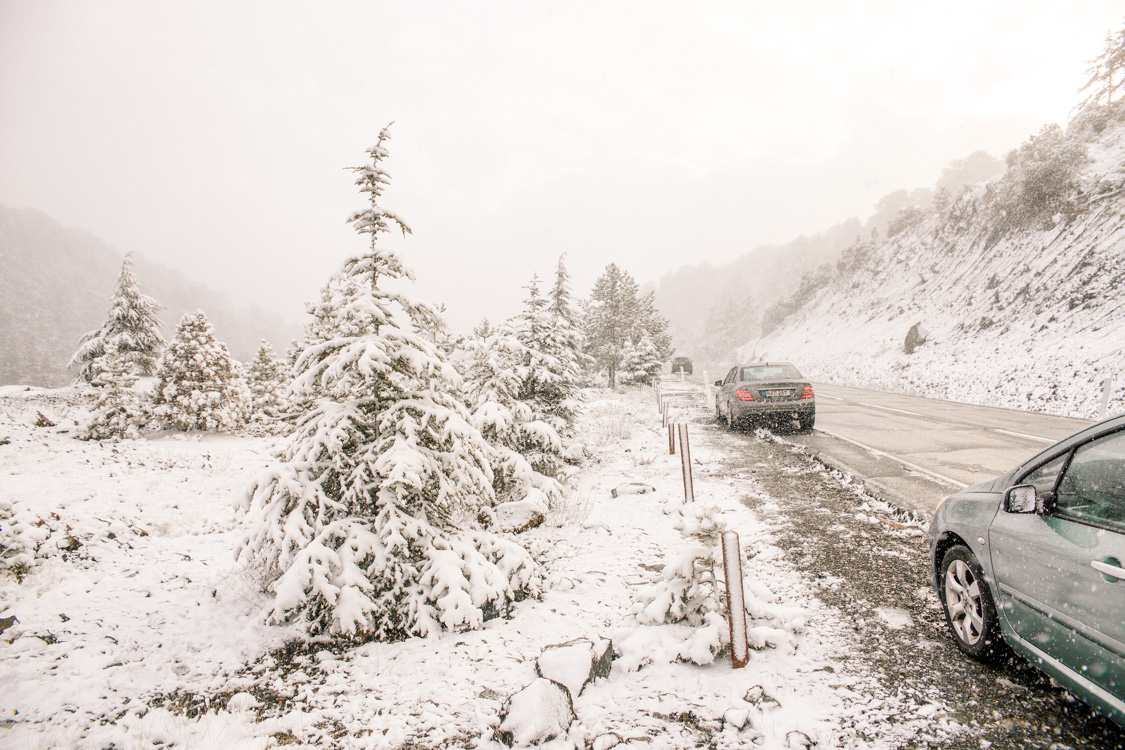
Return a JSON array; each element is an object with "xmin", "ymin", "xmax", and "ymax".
[{"xmin": 1, "ymin": 1, "xmax": 1122, "ymax": 333}]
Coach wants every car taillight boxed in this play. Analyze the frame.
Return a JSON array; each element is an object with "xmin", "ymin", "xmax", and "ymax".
[
  {"xmin": 735, "ymin": 389, "xmax": 754, "ymax": 401},
  {"xmin": 801, "ymin": 385, "xmax": 814, "ymax": 399}
]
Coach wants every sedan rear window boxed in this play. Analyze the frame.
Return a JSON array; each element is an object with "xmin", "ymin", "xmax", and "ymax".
[{"xmin": 740, "ymin": 364, "xmax": 803, "ymax": 381}]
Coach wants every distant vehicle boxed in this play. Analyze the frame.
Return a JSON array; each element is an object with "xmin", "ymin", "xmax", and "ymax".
[
  {"xmin": 713, "ymin": 362, "xmax": 814, "ymax": 431},
  {"xmin": 671, "ymin": 356, "xmax": 693, "ymax": 375},
  {"xmin": 929, "ymin": 413, "xmax": 1125, "ymax": 729}
]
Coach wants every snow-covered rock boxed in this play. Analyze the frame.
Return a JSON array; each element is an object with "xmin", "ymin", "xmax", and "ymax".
[
  {"xmin": 494, "ymin": 498, "xmax": 547, "ymax": 533},
  {"xmin": 535, "ymin": 637, "xmax": 614, "ymax": 699},
  {"xmin": 496, "ymin": 678, "xmax": 575, "ymax": 746}
]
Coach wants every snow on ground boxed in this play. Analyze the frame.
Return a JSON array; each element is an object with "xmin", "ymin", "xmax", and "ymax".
[{"xmin": 2, "ymin": 380, "xmax": 959, "ymax": 748}]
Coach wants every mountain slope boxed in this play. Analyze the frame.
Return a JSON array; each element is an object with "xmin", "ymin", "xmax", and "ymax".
[
  {"xmin": 753, "ymin": 108, "xmax": 1125, "ymax": 419},
  {"xmin": 0, "ymin": 205, "xmax": 299, "ymax": 387}
]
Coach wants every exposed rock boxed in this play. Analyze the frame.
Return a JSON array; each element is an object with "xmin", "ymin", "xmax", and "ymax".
[
  {"xmin": 723, "ymin": 706, "xmax": 751, "ymax": 730},
  {"xmin": 536, "ymin": 637, "xmax": 613, "ymax": 699},
  {"xmin": 785, "ymin": 729, "xmax": 814, "ymax": 748},
  {"xmin": 496, "ymin": 678, "xmax": 574, "ymax": 747},
  {"xmin": 743, "ymin": 684, "xmax": 781, "ymax": 709},
  {"xmin": 592, "ymin": 732, "xmax": 623, "ymax": 749},
  {"xmin": 903, "ymin": 322, "xmax": 929, "ymax": 354},
  {"xmin": 34, "ymin": 411, "xmax": 56, "ymax": 427},
  {"xmin": 610, "ymin": 482, "xmax": 655, "ymax": 498},
  {"xmin": 493, "ymin": 499, "xmax": 546, "ymax": 533},
  {"xmin": 226, "ymin": 692, "xmax": 260, "ymax": 712}
]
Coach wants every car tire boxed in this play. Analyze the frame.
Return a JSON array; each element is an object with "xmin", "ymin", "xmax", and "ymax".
[
  {"xmin": 939, "ymin": 545, "xmax": 1007, "ymax": 663},
  {"xmin": 798, "ymin": 410, "xmax": 815, "ymax": 432}
]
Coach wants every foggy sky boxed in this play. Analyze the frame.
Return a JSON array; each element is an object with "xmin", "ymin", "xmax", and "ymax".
[{"xmin": 1, "ymin": 1, "xmax": 1121, "ymax": 333}]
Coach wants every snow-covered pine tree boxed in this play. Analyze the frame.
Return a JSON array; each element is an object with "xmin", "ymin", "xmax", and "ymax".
[
  {"xmin": 458, "ymin": 322, "xmax": 564, "ymax": 510},
  {"xmin": 152, "ymin": 311, "xmax": 250, "ymax": 432},
  {"xmin": 633, "ymin": 290, "xmax": 673, "ymax": 379},
  {"xmin": 583, "ymin": 263, "xmax": 641, "ymax": 388},
  {"xmin": 1080, "ymin": 25, "xmax": 1125, "ymax": 108},
  {"xmin": 238, "ymin": 125, "xmax": 539, "ymax": 640},
  {"xmin": 618, "ymin": 332, "xmax": 661, "ymax": 386},
  {"xmin": 510, "ymin": 275, "xmax": 576, "ymax": 470},
  {"xmin": 79, "ymin": 344, "xmax": 146, "ymax": 441},
  {"xmin": 246, "ymin": 340, "xmax": 293, "ymax": 435},
  {"xmin": 70, "ymin": 253, "xmax": 165, "ymax": 383},
  {"xmin": 544, "ymin": 254, "xmax": 586, "ymax": 432}
]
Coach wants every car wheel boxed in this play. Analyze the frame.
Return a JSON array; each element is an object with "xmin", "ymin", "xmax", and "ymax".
[
  {"xmin": 798, "ymin": 410, "xmax": 815, "ymax": 432},
  {"xmin": 940, "ymin": 545, "xmax": 1006, "ymax": 663}
]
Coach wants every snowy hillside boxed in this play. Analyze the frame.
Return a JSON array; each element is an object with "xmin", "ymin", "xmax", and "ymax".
[{"xmin": 754, "ymin": 107, "xmax": 1125, "ymax": 420}]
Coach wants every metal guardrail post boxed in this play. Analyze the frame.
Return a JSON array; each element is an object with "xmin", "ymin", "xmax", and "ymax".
[
  {"xmin": 678, "ymin": 423, "xmax": 694, "ymax": 503},
  {"xmin": 721, "ymin": 530, "xmax": 749, "ymax": 669}
]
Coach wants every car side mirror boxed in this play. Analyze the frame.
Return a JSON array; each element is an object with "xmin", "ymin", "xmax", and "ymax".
[
  {"xmin": 714, "ymin": 380, "xmax": 723, "ymax": 387},
  {"xmin": 1004, "ymin": 484, "xmax": 1040, "ymax": 514}
]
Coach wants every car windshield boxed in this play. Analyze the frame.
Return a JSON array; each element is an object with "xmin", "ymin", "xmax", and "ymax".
[{"xmin": 740, "ymin": 364, "xmax": 803, "ymax": 381}]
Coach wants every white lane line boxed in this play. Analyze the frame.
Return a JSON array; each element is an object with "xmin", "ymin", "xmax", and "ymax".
[
  {"xmin": 816, "ymin": 428, "xmax": 970, "ymax": 489},
  {"xmin": 993, "ymin": 429, "xmax": 1054, "ymax": 444},
  {"xmin": 824, "ymin": 394, "xmax": 1057, "ymax": 444},
  {"xmin": 863, "ymin": 403, "xmax": 927, "ymax": 417}
]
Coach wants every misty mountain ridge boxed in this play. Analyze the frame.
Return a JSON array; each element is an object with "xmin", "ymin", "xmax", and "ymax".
[
  {"xmin": 653, "ymin": 151, "xmax": 1004, "ymax": 362},
  {"xmin": 751, "ymin": 105, "xmax": 1125, "ymax": 419},
  {"xmin": 0, "ymin": 205, "xmax": 299, "ymax": 387}
]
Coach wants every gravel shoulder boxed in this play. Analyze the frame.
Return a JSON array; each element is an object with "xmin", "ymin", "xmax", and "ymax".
[{"xmin": 716, "ymin": 420, "xmax": 1125, "ymax": 750}]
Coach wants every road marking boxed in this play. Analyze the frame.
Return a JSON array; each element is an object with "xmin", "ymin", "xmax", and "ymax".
[
  {"xmin": 824, "ymin": 393, "xmax": 1057, "ymax": 444},
  {"xmin": 816, "ymin": 428, "xmax": 970, "ymax": 489},
  {"xmin": 993, "ymin": 429, "xmax": 1054, "ymax": 444}
]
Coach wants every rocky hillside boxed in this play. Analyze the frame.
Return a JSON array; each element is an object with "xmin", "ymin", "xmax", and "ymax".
[
  {"xmin": 753, "ymin": 105, "xmax": 1125, "ymax": 419},
  {"xmin": 0, "ymin": 205, "xmax": 299, "ymax": 387}
]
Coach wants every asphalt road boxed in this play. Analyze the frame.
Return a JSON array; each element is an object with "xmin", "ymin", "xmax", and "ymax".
[{"xmin": 785, "ymin": 383, "xmax": 1094, "ymax": 515}]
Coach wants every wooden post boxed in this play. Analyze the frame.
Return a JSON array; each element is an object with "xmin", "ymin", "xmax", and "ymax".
[
  {"xmin": 1100, "ymin": 377, "xmax": 1114, "ymax": 419},
  {"xmin": 722, "ymin": 530, "xmax": 749, "ymax": 669},
  {"xmin": 668, "ymin": 423, "xmax": 676, "ymax": 454},
  {"xmin": 678, "ymin": 423, "xmax": 694, "ymax": 503}
]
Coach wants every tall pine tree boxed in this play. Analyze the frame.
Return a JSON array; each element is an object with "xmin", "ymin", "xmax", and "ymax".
[
  {"xmin": 239, "ymin": 125, "xmax": 539, "ymax": 640},
  {"xmin": 583, "ymin": 263, "xmax": 671, "ymax": 388},
  {"xmin": 70, "ymin": 253, "xmax": 165, "ymax": 383}
]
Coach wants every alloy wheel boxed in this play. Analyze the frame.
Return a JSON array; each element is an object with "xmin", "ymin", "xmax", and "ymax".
[{"xmin": 944, "ymin": 559, "xmax": 985, "ymax": 646}]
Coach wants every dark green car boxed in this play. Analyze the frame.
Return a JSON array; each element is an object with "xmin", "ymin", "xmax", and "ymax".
[{"xmin": 929, "ymin": 413, "xmax": 1125, "ymax": 728}]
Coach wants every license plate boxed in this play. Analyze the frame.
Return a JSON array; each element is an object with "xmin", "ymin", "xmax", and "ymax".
[{"xmin": 764, "ymin": 389, "xmax": 793, "ymax": 398}]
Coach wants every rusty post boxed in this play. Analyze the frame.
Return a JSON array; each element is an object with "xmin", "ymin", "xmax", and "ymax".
[
  {"xmin": 722, "ymin": 530, "xmax": 749, "ymax": 669},
  {"xmin": 678, "ymin": 423, "xmax": 693, "ymax": 503},
  {"xmin": 668, "ymin": 423, "xmax": 675, "ymax": 454}
]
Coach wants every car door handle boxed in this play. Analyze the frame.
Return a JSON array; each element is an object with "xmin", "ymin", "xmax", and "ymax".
[{"xmin": 1091, "ymin": 560, "xmax": 1125, "ymax": 579}]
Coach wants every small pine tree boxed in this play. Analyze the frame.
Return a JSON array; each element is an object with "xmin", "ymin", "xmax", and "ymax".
[
  {"xmin": 152, "ymin": 311, "xmax": 249, "ymax": 432},
  {"xmin": 239, "ymin": 125, "xmax": 539, "ymax": 640},
  {"xmin": 79, "ymin": 345, "xmax": 146, "ymax": 441},
  {"xmin": 459, "ymin": 324, "xmax": 564, "ymax": 508},
  {"xmin": 246, "ymin": 340, "xmax": 292, "ymax": 435},
  {"xmin": 70, "ymin": 253, "xmax": 165, "ymax": 383}
]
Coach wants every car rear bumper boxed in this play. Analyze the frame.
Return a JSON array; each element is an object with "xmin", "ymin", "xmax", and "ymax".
[{"xmin": 731, "ymin": 400, "xmax": 814, "ymax": 419}]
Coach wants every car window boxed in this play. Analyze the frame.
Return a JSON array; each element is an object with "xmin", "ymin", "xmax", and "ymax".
[
  {"xmin": 1020, "ymin": 452, "xmax": 1069, "ymax": 495},
  {"xmin": 1053, "ymin": 429, "xmax": 1125, "ymax": 531},
  {"xmin": 740, "ymin": 364, "xmax": 803, "ymax": 381},
  {"xmin": 723, "ymin": 368, "xmax": 737, "ymax": 385}
]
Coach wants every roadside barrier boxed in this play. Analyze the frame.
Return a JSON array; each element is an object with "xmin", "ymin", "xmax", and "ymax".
[
  {"xmin": 721, "ymin": 530, "xmax": 749, "ymax": 669},
  {"xmin": 678, "ymin": 423, "xmax": 694, "ymax": 504}
]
